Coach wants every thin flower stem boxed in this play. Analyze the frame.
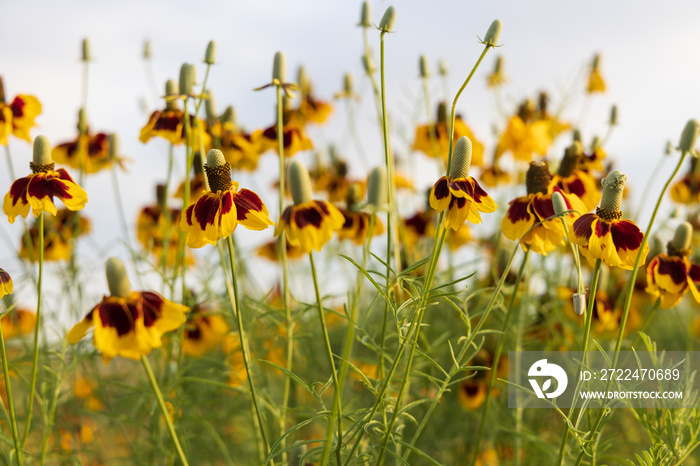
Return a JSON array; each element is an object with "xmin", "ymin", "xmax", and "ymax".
[
  {"xmin": 471, "ymin": 249, "xmax": 530, "ymax": 463},
  {"xmin": 175, "ymin": 98, "xmax": 194, "ymax": 301},
  {"xmin": 22, "ymin": 211, "xmax": 43, "ymax": 448},
  {"xmin": 310, "ymin": 253, "xmax": 343, "ymax": 466},
  {"xmin": 573, "ymin": 151, "xmax": 687, "ymax": 464},
  {"xmin": 0, "ymin": 312, "xmax": 22, "ymax": 465},
  {"xmin": 362, "ymin": 28, "xmax": 384, "ymax": 128},
  {"xmin": 555, "ymin": 257, "xmax": 601, "ymax": 466},
  {"xmin": 226, "ymin": 236, "xmax": 273, "ymax": 464},
  {"xmin": 141, "ymin": 356, "xmax": 189, "ymax": 466},
  {"xmin": 275, "ymin": 83, "xmax": 294, "ymax": 461}
]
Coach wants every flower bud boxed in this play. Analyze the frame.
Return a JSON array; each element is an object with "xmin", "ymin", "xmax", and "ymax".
[
  {"xmin": 591, "ymin": 136, "xmax": 601, "ymax": 151},
  {"xmin": 165, "ymin": 79, "xmax": 179, "ymax": 110},
  {"xmin": 599, "ymin": 170, "xmax": 627, "ymax": 213},
  {"xmin": 552, "ymin": 191, "xmax": 568, "ymax": 216},
  {"xmin": 143, "ymin": 40, "xmax": 152, "ymax": 60},
  {"xmin": 483, "ymin": 19, "xmax": 502, "ymax": 46},
  {"xmin": 670, "ymin": 221, "xmax": 693, "ymax": 252},
  {"xmin": 204, "ymin": 40, "xmax": 216, "ymax": 65},
  {"xmin": 205, "ymin": 92, "xmax": 218, "ymax": 127},
  {"xmin": 343, "ymin": 73, "xmax": 354, "ymax": 96},
  {"xmin": 106, "ymin": 257, "xmax": 131, "ymax": 298},
  {"xmin": 179, "ymin": 63, "xmax": 195, "ymax": 96},
  {"xmin": 438, "ymin": 59, "xmax": 449, "ymax": 77},
  {"xmin": 273, "ymin": 51, "xmax": 286, "ymax": 83},
  {"xmin": 419, "ymin": 55, "xmax": 430, "ymax": 78},
  {"xmin": 362, "ymin": 53, "xmax": 376, "ymax": 74},
  {"xmin": 367, "ymin": 166, "xmax": 387, "ymax": 208},
  {"xmin": 449, "ymin": 136, "xmax": 472, "ymax": 179},
  {"xmin": 288, "ymin": 160, "xmax": 312, "ymax": 205},
  {"xmin": 559, "ymin": 141, "xmax": 582, "ymax": 177},
  {"xmin": 81, "ymin": 38, "xmax": 91, "ymax": 62},
  {"xmin": 78, "ymin": 108, "xmax": 88, "ymax": 134},
  {"xmin": 573, "ymin": 293, "xmax": 586, "ymax": 316},
  {"xmin": 33, "ymin": 135, "xmax": 52, "ymax": 166},
  {"xmin": 573, "ymin": 129, "xmax": 582, "ymax": 143},
  {"xmin": 592, "ymin": 53, "xmax": 601, "ymax": 70},
  {"xmin": 610, "ymin": 105, "xmax": 618, "ymax": 126},
  {"xmin": 678, "ymin": 119, "xmax": 699, "ymax": 154},
  {"xmin": 378, "ymin": 6, "xmax": 397, "ymax": 33},
  {"xmin": 358, "ymin": 1, "xmax": 371, "ymax": 28},
  {"xmin": 109, "ymin": 134, "xmax": 118, "ymax": 160},
  {"xmin": 297, "ymin": 65, "xmax": 311, "ymax": 95},
  {"xmin": 665, "ymin": 141, "xmax": 673, "ymax": 156},
  {"xmin": 220, "ymin": 105, "xmax": 235, "ymax": 127}
]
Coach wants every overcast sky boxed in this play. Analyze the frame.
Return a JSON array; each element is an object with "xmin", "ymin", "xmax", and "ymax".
[{"xmin": 2, "ymin": 0, "xmax": 699, "ymax": 309}]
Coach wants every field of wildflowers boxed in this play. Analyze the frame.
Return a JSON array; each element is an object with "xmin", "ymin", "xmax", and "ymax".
[{"xmin": 2, "ymin": 2, "xmax": 700, "ymax": 465}]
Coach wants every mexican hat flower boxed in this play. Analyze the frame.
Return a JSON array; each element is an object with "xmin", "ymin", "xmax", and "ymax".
[
  {"xmin": 20, "ymin": 209, "xmax": 91, "ymax": 262},
  {"xmin": 287, "ymin": 66, "xmax": 333, "ymax": 126},
  {"xmin": 586, "ymin": 54, "xmax": 606, "ymax": 94},
  {"xmin": 275, "ymin": 160, "xmax": 345, "ymax": 253},
  {"xmin": 182, "ymin": 303, "xmax": 230, "ymax": 357},
  {"xmin": 413, "ymin": 102, "xmax": 485, "ymax": 166},
  {"xmin": 67, "ymin": 258, "xmax": 189, "ymax": 363},
  {"xmin": 670, "ymin": 158, "xmax": 700, "ymax": 205},
  {"xmin": 429, "ymin": 136, "xmax": 497, "ymax": 230},
  {"xmin": 254, "ymin": 120, "xmax": 313, "ymax": 157},
  {"xmin": 486, "ymin": 55, "xmax": 508, "ymax": 88},
  {"xmin": 52, "ymin": 129, "xmax": 116, "ymax": 175},
  {"xmin": 0, "ymin": 306, "xmax": 36, "ymax": 340},
  {"xmin": 646, "ymin": 222, "xmax": 700, "ymax": 309},
  {"xmin": 180, "ymin": 149, "xmax": 273, "ymax": 248},
  {"xmin": 337, "ymin": 175, "xmax": 385, "ymax": 246},
  {"xmin": 550, "ymin": 142, "xmax": 601, "ymax": 211},
  {"xmin": 0, "ymin": 77, "xmax": 42, "ymax": 145},
  {"xmin": 3, "ymin": 135, "xmax": 88, "ymax": 223},
  {"xmin": 0, "ymin": 267, "xmax": 12, "ymax": 298},
  {"xmin": 501, "ymin": 161, "xmax": 587, "ymax": 255},
  {"xmin": 570, "ymin": 171, "xmax": 649, "ymax": 269}
]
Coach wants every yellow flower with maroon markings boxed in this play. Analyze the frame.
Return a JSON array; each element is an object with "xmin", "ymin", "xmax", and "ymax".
[
  {"xmin": 0, "ymin": 78, "xmax": 42, "ymax": 145},
  {"xmin": 182, "ymin": 304, "xmax": 230, "ymax": 357},
  {"xmin": 52, "ymin": 131, "xmax": 115, "ymax": 174},
  {"xmin": 20, "ymin": 209, "xmax": 90, "ymax": 262},
  {"xmin": 586, "ymin": 54, "xmax": 606, "ymax": 93},
  {"xmin": 551, "ymin": 142, "xmax": 601, "ymax": 211},
  {"xmin": 256, "ymin": 239, "xmax": 305, "ymax": 262},
  {"xmin": 645, "ymin": 222, "xmax": 700, "ymax": 309},
  {"xmin": 0, "ymin": 306, "xmax": 35, "ymax": 340},
  {"xmin": 502, "ymin": 161, "xmax": 586, "ymax": 255},
  {"xmin": 429, "ymin": 136, "xmax": 497, "ymax": 230},
  {"xmin": 3, "ymin": 135, "xmax": 87, "ymax": 223},
  {"xmin": 275, "ymin": 160, "xmax": 345, "ymax": 253},
  {"xmin": 180, "ymin": 150, "xmax": 273, "ymax": 248},
  {"xmin": 67, "ymin": 258, "xmax": 189, "ymax": 363},
  {"xmin": 0, "ymin": 267, "xmax": 13, "ymax": 298},
  {"xmin": 220, "ymin": 129, "xmax": 262, "ymax": 171},
  {"xmin": 480, "ymin": 164, "xmax": 512, "ymax": 188},
  {"xmin": 670, "ymin": 158, "xmax": 700, "ymax": 204},
  {"xmin": 570, "ymin": 171, "xmax": 649, "ymax": 269},
  {"xmin": 289, "ymin": 66, "xmax": 334, "ymax": 126},
  {"xmin": 254, "ymin": 122, "xmax": 313, "ymax": 157},
  {"xmin": 338, "ymin": 209, "xmax": 385, "ymax": 245},
  {"xmin": 413, "ymin": 102, "xmax": 484, "ymax": 166}
]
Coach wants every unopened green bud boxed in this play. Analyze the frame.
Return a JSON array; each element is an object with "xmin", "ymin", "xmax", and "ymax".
[
  {"xmin": 204, "ymin": 40, "xmax": 216, "ymax": 65},
  {"xmin": 343, "ymin": 73, "xmax": 354, "ymax": 95},
  {"xmin": 591, "ymin": 136, "xmax": 601, "ymax": 151},
  {"xmin": 205, "ymin": 92, "xmax": 218, "ymax": 126},
  {"xmin": 493, "ymin": 55, "xmax": 503, "ymax": 74},
  {"xmin": 552, "ymin": 191, "xmax": 568, "ymax": 216},
  {"xmin": 599, "ymin": 170, "xmax": 627, "ymax": 213},
  {"xmin": 106, "ymin": 257, "xmax": 131, "ymax": 298},
  {"xmin": 665, "ymin": 140, "xmax": 673, "ymax": 156},
  {"xmin": 449, "ymin": 136, "xmax": 472, "ymax": 179},
  {"xmin": 362, "ymin": 53, "xmax": 376, "ymax": 74},
  {"xmin": 378, "ymin": 6, "xmax": 397, "ymax": 33},
  {"xmin": 419, "ymin": 55, "xmax": 430, "ymax": 78},
  {"xmin": 33, "ymin": 135, "xmax": 52, "ymax": 165},
  {"xmin": 347, "ymin": 183, "xmax": 361, "ymax": 209},
  {"xmin": 670, "ymin": 222, "xmax": 693, "ymax": 252},
  {"xmin": 220, "ymin": 105, "xmax": 235, "ymax": 126},
  {"xmin": 367, "ymin": 166, "xmax": 387, "ymax": 208},
  {"xmin": 179, "ymin": 63, "xmax": 195, "ymax": 96},
  {"xmin": 438, "ymin": 59, "xmax": 449, "ymax": 77},
  {"xmin": 297, "ymin": 66, "xmax": 311, "ymax": 95},
  {"xmin": 610, "ymin": 105, "xmax": 618, "ymax": 126},
  {"xmin": 143, "ymin": 40, "xmax": 151, "ymax": 60},
  {"xmin": 165, "ymin": 79, "xmax": 179, "ymax": 110},
  {"xmin": 573, "ymin": 128, "xmax": 582, "ymax": 143},
  {"xmin": 273, "ymin": 52, "xmax": 286, "ymax": 83},
  {"xmin": 483, "ymin": 19, "xmax": 502, "ymax": 46},
  {"xmin": 288, "ymin": 160, "xmax": 312, "ymax": 205},
  {"xmin": 78, "ymin": 108, "xmax": 88, "ymax": 134},
  {"xmin": 678, "ymin": 119, "xmax": 699, "ymax": 153},
  {"xmin": 109, "ymin": 134, "xmax": 118, "ymax": 160},
  {"xmin": 358, "ymin": 1, "xmax": 371, "ymax": 28},
  {"xmin": 573, "ymin": 293, "xmax": 586, "ymax": 316},
  {"xmin": 82, "ymin": 38, "xmax": 91, "ymax": 62}
]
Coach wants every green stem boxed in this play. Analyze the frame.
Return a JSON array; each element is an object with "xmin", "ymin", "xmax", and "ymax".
[
  {"xmin": 175, "ymin": 98, "xmax": 194, "ymax": 301},
  {"xmin": 311, "ymin": 253, "xmax": 343, "ymax": 466},
  {"xmin": 275, "ymin": 83, "xmax": 294, "ymax": 462},
  {"xmin": 471, "ymin": 249, "xmax": 530, "ymax": 463},
  {"xmin": 141, "ymin": 356, "xmax": 189, "ymax": 466},
  {"xmin": 0, "ymin": 312, "xmax": 22, "ymax": 465},
  {"xmin": 226, "ymin": 236, "xmax": 273, "ymax": 464},
  {"xmin": 22, "ymin": 211, "xmax": 43, "ymax": 448}
]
